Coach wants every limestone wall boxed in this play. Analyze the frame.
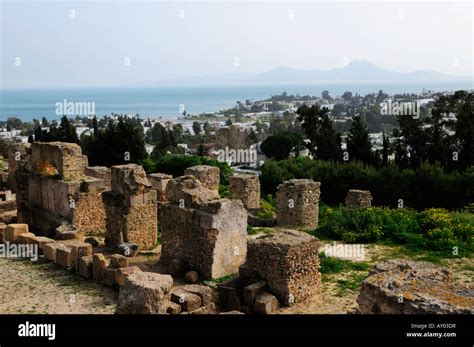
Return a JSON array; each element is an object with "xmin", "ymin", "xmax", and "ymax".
[
  {"xmin": 12, "ymin": 142, "xmax": 106, "ymax": 236},
  {"xmin": 161, "ymin": 199, "xmax": 247, "ymax": 279},
  {"xmin": 103, "ymin": 164, "xmax": 157, "ymax": 250}
]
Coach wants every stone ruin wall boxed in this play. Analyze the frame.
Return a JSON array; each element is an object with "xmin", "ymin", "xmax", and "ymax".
[
  {"xmin": 160, "ymin": 167, "xmax": 248, "ymax": 279},
  {"xmin": 345, "ymin": 189, "xmax": 372, "ymax": 208},
  {"xmin": 12, "ymin": 142, "xmax": 106, "ymax": 237},
  {"xmin": 103, "ymin": 164, "xmax": 157, "ymax": 251},
  {"xmin": 229, "ymin": 173, "xmax": 260, "ymax": 209},
  {"xmin": 276, "ymin": 179, "xmax": 321, "ymax": 229}
]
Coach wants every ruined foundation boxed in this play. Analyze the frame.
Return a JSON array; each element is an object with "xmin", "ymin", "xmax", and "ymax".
[{"xmin": 276, "ymin": 179, "xmax": 320, "ymax": 229}]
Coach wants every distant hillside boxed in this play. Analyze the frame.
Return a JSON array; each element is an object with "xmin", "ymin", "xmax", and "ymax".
[{"xmin": 152, "ymin": 60, "xmax": 471, "ymax": 86}]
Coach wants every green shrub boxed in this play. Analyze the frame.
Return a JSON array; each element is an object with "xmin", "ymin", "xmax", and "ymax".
[
  {"xmin": 315, "ymin": 207, "xmax": 474, "ymax": 257},
  {"xmin": 254, "ymin": 195, "xmax": 277, "ymax": 219}
]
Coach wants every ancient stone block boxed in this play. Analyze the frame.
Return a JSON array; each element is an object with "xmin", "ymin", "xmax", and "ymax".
[
  {"xmin": 109, "ymin": 254, "xmax": 130, "ymax": 269},
  {"xmin": 240, "ymin": 229, "xmax": 321, "ymax": 306},
  {"xmin": 115, "ymin": 272, "xmax": 173, "ymax": 314},
  {"xmin": 161, "ymin": 199, "xmax": 247, "ymax": 279},
  {"xmin": 189, "ymin": 302, "xmax": 217, "ymax": 315},
  {"xmin": 276, "ymin": 179, "xmax": 321, "ymax": 229},
  {"xmin": 78, "ymin": 255, "xmax": 93, "ymax": 278},
  {"xmin": 43, "ymin": 242, "xmax": 60, "ymax": 261},
  {"xmin": 244, "ymin": 281, "xmax": 268, "ymax": 307},
  {"xmin": 70, "ymin": 242, "xmax": 93, "ymax": 271},
  {"xmin": 80, "ymin": 177, "xmax": 105, "ymax": 193},
  {"xmin": 184, "ymin": 165, "xmax": 220, "ymax": 191},
  {"xmin": 5, "ymin": 223, "xmax": 29, "ymax": 242},
  {"xmin": 85, "ymin": 166, "xmax": 111, "ymax": 190},
  {"xmin": 55, "ymin": 224, "xmax": 80, "ymax": 240},
  {"xmin": 14, "ymin": 233, "xmax": 36, "ymax": 244},
  {"xmin": 115, "ymin": 266, "xmax": 142, "ymax": 286},
  {"xmin": 92, "ymin": 253, "xmax": 108, "ymax": 280},
  {"xmin": 55, "ymin": 245, "xmax": 73, "ymax": 269},
  {"xmin": 229, "ymin": 174, "xmax": 260, "ymax": 209},
  {"xmin": 30, "ymin": 142, "xmax": 87, "ymax": 180},
  {"xmin": 183, "ymin": 285, "xmax": 213, "ymax": 305},
  {"xmin": 111, "ymin": 164, "xmax": 151, "ymax": 196},
  {"xmin": 171, "ymin": 288, "xmax": 203, "ymax": 312},
  {"xmin": 147, "ymin": 173, "xmax": 172, "ymax": 203},
  {"xmin": 254, "ymin": 292, "xmax": 279, "ymax": 314},
  {"xmin": 357, "ymin": 259, "xmax": 474, "ymax": 314},
  {"xmin": 165, "ymin": 175, "xmax": 219, "ymax": 207},
  {"xmin": 31, "ymin": 236, "xmax": 55, "ymax": 252},
  {"xmin": 345, "ymin": 189, "xmax": 372, "ymax": 208}
]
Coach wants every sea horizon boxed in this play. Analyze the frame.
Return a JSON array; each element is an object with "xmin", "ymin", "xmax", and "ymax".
[{"xmin": 1, "ymin": 80, "xmax": 473, "ymax": 122}]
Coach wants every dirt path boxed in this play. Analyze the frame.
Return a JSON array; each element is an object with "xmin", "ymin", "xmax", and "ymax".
[{"xmin": 0, "ymin": 258, "xmax": 117, "ymax": 314}]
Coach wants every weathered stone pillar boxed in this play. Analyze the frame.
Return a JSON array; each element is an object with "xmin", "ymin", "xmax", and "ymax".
[
  {"xmin": 276, "ymin": 179, "xmax": 320, "ymax": 229},
  {"xmin": 184, "ymin": 165, "xmax": 220, "ymax": 190},
  {"xmin": 103, "ymin": 164, "xmax": 157, "ymax": 251},
  {"xmin": 229, "ymin": 174, "xmax": 260, "ymax": 209},
  {"xmin": 345, "ymin": 189, "xmax": 372, "ymax": 208}
]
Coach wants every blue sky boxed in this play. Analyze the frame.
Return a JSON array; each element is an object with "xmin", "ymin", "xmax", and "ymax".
[{"xmin": 1, "ymin": 0, "xmax": 472, "ymax": 89}]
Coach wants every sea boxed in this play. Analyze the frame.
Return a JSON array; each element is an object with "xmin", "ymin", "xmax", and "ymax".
[{"xmin": 1, "ymin": 80, "xmax": 472, "ymax": 122}]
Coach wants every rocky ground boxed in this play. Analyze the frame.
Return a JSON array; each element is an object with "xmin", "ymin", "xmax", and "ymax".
[{"xmin": 0, "ymin": 242, "xmax": 472, "ymax": 314}]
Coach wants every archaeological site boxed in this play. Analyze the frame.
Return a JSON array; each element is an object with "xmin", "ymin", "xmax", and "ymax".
[{"xmin": 0, "ymin": 141, "xmax": 472, "ymax": 321}]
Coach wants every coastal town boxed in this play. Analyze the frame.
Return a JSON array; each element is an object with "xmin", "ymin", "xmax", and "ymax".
[{"xmin": 0, "ymin": 88, "xmax": 445, "ymax": 171}]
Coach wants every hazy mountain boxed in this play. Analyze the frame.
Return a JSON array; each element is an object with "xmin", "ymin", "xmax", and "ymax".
[{"xmin": 153, "ymin": 60, "xmax": 471, "ymax": 86}]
